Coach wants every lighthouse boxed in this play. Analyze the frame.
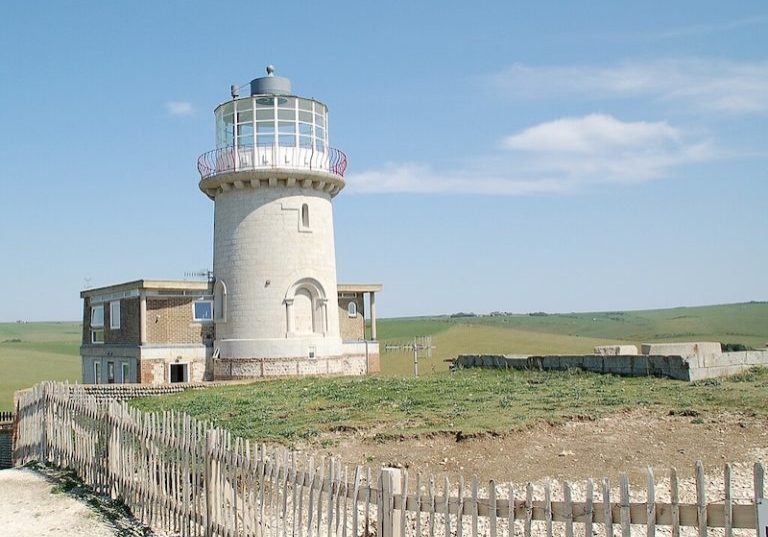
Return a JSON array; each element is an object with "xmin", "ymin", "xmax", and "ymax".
[{"xmin": 197, "ymin": 66, "xmax": 352, "ymax": 377}]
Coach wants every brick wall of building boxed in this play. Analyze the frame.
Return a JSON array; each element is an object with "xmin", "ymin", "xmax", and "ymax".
[
  {"xmin": 105, "ymin": 297, "xmax": 141, "ymax": 344},
  {"xmin": 338, "ymin": 295, "xmax": 365, "ymax": 340},
  {"xmin": 82, "ymin": 296, "xmax": 91, "ymax": 343},
  {"xmin": 146, "ymin": 297, "xmax": 215, "ymax": 345}
]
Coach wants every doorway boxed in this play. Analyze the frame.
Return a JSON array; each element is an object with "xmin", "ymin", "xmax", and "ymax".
[{"xmin": 170, "ymin": 363, "xmax": 188, "ymax": 383}]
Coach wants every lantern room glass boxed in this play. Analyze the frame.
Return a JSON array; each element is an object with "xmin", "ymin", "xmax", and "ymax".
[{"xmin": 215, "ymin": 97, "xmax": 328, "ymax": 152}]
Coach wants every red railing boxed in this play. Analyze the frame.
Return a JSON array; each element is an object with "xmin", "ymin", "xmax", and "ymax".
[{"xmin": 197, "ymin": 144, "xmax": 347, "ymax": 180}]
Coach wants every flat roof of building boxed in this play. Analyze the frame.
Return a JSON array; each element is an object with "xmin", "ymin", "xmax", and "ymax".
[
  {"xmin": 81, "ymin": 279, "xmax": 212, "ymax": 298},
  {"xmin": 337, "ymin": 283, "xmax": 383, "ymax": 293},
  {"xmin": 82, "ymin": 280, "xmax": 381, "ymax": 298}
]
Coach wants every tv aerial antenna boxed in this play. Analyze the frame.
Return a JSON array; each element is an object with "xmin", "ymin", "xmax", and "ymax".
[{"xmin": 184, "ymin": 269, "xmax": 213, "ymax": 282}]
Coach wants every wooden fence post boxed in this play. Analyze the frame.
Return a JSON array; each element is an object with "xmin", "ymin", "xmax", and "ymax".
[
  {"xmin": 205, "ymin": 429, "xmax": 217, "ymax": 537},
  {"xmin": 382, "ymin": 467, "xmax": 402, "ymax": 537}
]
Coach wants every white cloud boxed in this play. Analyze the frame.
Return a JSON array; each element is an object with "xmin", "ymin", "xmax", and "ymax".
[
  {"xmin": 165, "ymin": 100, "xmax": 194, "ymax": 116},
  {"xmin": 503, "ymin": 114, "xmax": 680, "ymax": 154},
  {"xmin": 348, "ymin": 114, "xmax": 714, "ymax": 195},
  {"xmin": 493, "ymin": 58, "xmax": 768, "ymax": 114}
]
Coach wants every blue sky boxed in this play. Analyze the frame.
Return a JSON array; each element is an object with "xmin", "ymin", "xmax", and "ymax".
[{"xmin": 1, "ymin": 1, "xmax": 766, "ymax": 321}]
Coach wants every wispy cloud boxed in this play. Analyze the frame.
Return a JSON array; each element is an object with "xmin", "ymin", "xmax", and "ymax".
[
  {"xmin": 493, "ymin": 58, "xmax": 768, "ymax": 114},
  {"xmin": 165, "ymin": 100, "xmax": 194, "ymax": 116},
  {"xmin": 348, "ymin": 114, "xmax": 714, "ymax": 195}
]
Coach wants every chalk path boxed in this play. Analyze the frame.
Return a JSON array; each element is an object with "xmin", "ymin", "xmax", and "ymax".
[{"xmin": 0, "ymin": 467, "xmax": 119, "ymax": 537}]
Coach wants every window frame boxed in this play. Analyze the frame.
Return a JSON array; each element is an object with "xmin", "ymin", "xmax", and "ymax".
[
  {"xmin": 91, "ymin": 304, "xmax": 104, "ymax": 328},
  {"xmin": 347, "ymin": 301, "xmax": 357, "ymax": 318},
  {"xmin": 109, "ymin": 300, "xmax": 121, "ymax": 330},
  {"xmin": 91, "ymin": 329, "xmax": 104, "ymax": 344},
  {"xmin": 121, "ymin": 361, "xmax": 130, "ymax": 384},
  {"xmin": 193, "ymin": 299, "xmax": 214, "ymax": 322},
  {"xmin": 93, "ymin": 361, "xmax": 101, "ymax": 384}
]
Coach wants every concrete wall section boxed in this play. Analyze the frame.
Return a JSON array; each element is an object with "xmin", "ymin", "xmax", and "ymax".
[
  {"xmin": 594, "ymin": 345, "xmax": 638, "ymax": 356},
  {"xmin": 687, "ymin": 350, "xmax": 768, "ymax": 381},
  {"xmin": 640, "ymin": 342, "xmax": 721, "ymax": 359}
]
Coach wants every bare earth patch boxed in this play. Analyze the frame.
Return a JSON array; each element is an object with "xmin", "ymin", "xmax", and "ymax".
[
  {"xmin": 304, "ymin": 409, "xmax": 768, "ymax": 486},
  {"xmin": 0, "ymin": 467, "xmax": 116, "ymax": 537},
  {"xmin": 0, "ymin": 466, "xmax": 156, "ymax": 537}
]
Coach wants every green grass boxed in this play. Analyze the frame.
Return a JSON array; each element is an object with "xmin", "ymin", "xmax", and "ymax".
[
  {"xmin": 130, "ymin": 366, "xmax": 768, "ymax": 446},
  {"xmin": 0, "ymin": 322, "xmax": 81, "ymax": 409}
]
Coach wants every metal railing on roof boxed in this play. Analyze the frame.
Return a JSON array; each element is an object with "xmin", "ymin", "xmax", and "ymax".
[{"xmin": 197, "ymin": 144, "xmax": 347, "ymax": 180}]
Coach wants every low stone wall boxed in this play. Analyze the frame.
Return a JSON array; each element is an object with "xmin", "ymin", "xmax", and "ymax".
[
  {"xmin": 11, "ymin": 382, "xmax": 232, "ymax": 404},
  {"xmin": 453, "ymin": 350, "xmax": 768, "ymax": 381},
  {"xmin": 454, "ymin": 354, "xmax": 692, "ymax": 380},
  {"xmin": 213, "ymin": 341, "xmax": 379, "ymax": 380},
  {"xmin": 213, "ymin": 354, "xmax": 368, "ymax": 380}
]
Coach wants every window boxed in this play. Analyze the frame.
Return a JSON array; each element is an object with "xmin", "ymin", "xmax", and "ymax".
[
  {"xmin": 93, "ymin": 361, "xmax": 101, "ymax": 384},
  {"xmin": 193, "ymin": 300, "xmax": 213, "ymax": 321},
  {"xmin": 90, "ymin": 304, "xmax": 105, "ymax": 343},
  {"xmin": 308, "ymin": 345, "xmax": 316, "ymax": 360},
  {"xmin": 91, "ymin": 305, "xmax": 104, "ymax": 327},
  {"xmin": 107, "ymin": 361, "xmax": 115, "ymax": 384},
  {"xmin": 121, "ymin": 362, "xmax": 130, "ymax": 384},
  {"xmin": 347, "ymin": 301, "xmax": 357, "ymax": 318},
  {"xmin": 301, "ymin": 204, "xmax": 309, "ymax": 228},
  {"xmin": 109, "ymin": 301, "xmax": 121, "ymax": 330}
]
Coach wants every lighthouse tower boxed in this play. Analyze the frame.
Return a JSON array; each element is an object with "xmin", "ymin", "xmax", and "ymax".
[{"xmin": 197, "ymin": 66, "xmax": 348, "ymax": 378}]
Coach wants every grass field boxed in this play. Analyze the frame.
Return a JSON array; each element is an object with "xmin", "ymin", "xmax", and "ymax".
[
  {"xmin": 1, "ymin": 301, "xmax": 767, "ymax": 408},
  {"xmin": 131, "ymin": 366, "xmax": 768, "ymax": 446},
  {"xmin": 0, "ymin": 322, "xmax": 81, "ymax": 409}
]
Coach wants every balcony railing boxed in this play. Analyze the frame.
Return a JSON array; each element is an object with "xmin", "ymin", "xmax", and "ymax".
[{"xmin": 197, "ymin": 144, "xmax": 347, "ymax": 180}]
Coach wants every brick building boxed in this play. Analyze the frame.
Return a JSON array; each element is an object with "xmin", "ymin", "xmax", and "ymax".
[{"xmin": 81, "ymin": 280, "xmax": 381, "ymax": 384}]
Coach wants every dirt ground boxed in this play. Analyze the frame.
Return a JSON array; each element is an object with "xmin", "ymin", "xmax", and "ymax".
[
  {"xmin": 0, "ymin": 466, "xmax": 156, "ymax": 537},
  {"xmin": 305, "ymin": 409, "xmax": 768, "ymax": 487}
]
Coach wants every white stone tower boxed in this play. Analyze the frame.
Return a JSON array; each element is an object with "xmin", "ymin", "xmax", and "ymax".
[{"xmin": 197, "ymin": 66, "xmax": 347, "ymax": 378}]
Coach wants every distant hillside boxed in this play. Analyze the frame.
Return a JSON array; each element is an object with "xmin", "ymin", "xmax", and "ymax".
[
  {"xmin": 0, "ymin": 322, "xmax": 81, "ymax": 408},
  {"xmin": 377, "ymin": 302, "xmax": 768, "ymax": 375}
]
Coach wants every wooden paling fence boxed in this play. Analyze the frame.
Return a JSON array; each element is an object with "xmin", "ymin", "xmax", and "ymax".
[{"xmin": 12, "ymin": 381, "xmax": 766, "ymax": 537}]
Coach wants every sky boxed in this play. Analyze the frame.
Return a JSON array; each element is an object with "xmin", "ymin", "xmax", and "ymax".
[{"xmin": 0, "ymin": 1, "xmax": 766, "ymax": 322}]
